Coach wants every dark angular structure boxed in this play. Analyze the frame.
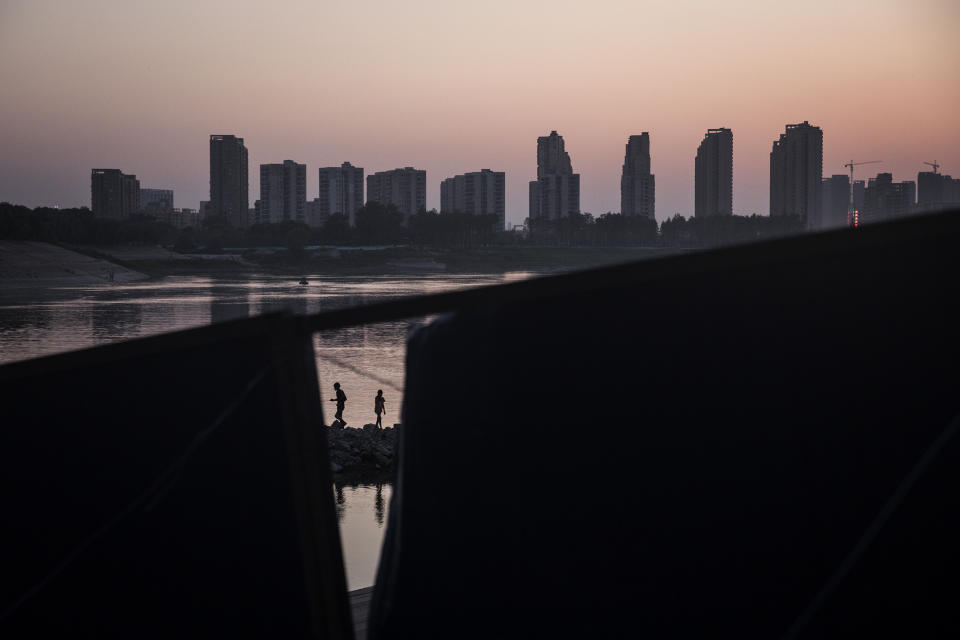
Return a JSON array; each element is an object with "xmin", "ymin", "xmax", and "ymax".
[
  {"xmin": 2, "ymin": 210, "xmax": 958, "ymax": 639},
  {"xmin": 0, "ymin": 315, "xmax": 351, "ymax": 638},
  {"xmin": 370, "ymin": 211, "xmax": 960, "ymax": 638}
]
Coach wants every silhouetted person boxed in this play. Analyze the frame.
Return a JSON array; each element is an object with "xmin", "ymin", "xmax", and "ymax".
[
  {"xmin": 375, "ymin": 389, "xmax": 386, "ymax": 428},
  {"xmin": 330, "ymin": 382, "xmax": 347, "ymax": 425}
]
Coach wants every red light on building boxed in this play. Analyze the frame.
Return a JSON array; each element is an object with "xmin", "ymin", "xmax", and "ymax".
[{"xmin": 853, "ymin": 210, "xmax": 859, "ymax": 228}]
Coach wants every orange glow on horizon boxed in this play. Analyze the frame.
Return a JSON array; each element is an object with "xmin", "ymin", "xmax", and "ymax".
[{"xmin": 1, "ymin": 0, "xmax": 958, "ymax": 222}]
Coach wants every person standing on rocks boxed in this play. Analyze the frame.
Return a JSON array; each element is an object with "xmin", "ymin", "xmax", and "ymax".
[
  {"xmin": 374, "ymin": 389, "xmax": 387, "ymax": 428},
  {"xmin": 330, "ymin": 382, "xmax": 347, "ymax": 425}
]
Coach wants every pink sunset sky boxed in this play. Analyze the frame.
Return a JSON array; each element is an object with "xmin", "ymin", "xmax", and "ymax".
[{"xmin": 1, "ymin": 0, "xmax": 958, "ymax": 224}]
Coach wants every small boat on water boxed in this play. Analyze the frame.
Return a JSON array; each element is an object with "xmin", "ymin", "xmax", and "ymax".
[{"xmin": 298, "ymin": 277, "xmax": 309, "ymax": 285}]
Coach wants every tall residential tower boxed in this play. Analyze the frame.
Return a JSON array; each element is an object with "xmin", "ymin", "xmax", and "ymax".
[
  {"xmin": 366, "ymin": 167, "xmax": 426, "ymax": 220},
  {"xmin": 621, "ymin": 133, "xmax": 656, "ymax": 219},
  {"xmin": 91, "ymin": 169, "xmax": 140, "ymax": 219},
  {"xmin": 258, "ymin": 160, "xmax": 306, "ymax": 224},
  {"xmin": 769, "ymin": 121, "xmax": 822, "ymax": 227},
  {"xmin": 694, "ymin": 128, "xmax": 732, "ymax": 218},
  {"xmin": 820, "ymin": 174, "xmax": 850, "ymax": 229},
  {"xmin": 529, "ymin": 131, "xmax": 580, "ymax": 221},
  {"xmin": 440, "ymin": 169, "xmax": 506, "ymax": 230},
  {"xmin": 862, "ymin": 173, "xmax": 915, "ymax": 223},
  {"xmin": 317, "ymin": 162, "xmax": 364, "ymax": 226},
  {"xmin": 209, "ymin": 134, "xmax": 249, "ymax": 227}
]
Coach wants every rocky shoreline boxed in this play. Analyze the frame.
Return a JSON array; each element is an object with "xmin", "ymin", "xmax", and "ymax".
[{"xmin": 325, "ymin": 423, "xmax": 397, "ymax": 481}]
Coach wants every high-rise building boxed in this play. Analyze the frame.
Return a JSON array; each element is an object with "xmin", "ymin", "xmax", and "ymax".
[
  {"xmin": 528, "ymin": 131, "xmax": 580, "ymax": 221},
  {"xmin": 168, "ymin": 208, "xmax": 200, "ymax": 229},
  {"xmin": 317, "ymin": 162, "xmax": 364, "ymax": 226},
  {"xmin": 917, "ymin": 170, "xmax": 960, "ymax": 213},
  {"xmin": 258, "ymin": 160, "xmax": 306, "ymax": 224},
  {"xmin": 366, "ymin": 168, "xmax": 426, "ymax": 221},
  {"xmin": 862, "ymin": 173, "xmax": 915, "ymax": 223},
  {"xmin": 139, "ymin": 188, "xmax": 174, "ymax": 211},
  {"xmin": 91, "ymin": 169, "xmax": 140, "ymax": 219},
  {"xmin": 440, "ymin": 169, "xmax": 506, "ymax": 230},
  {"xmin": 853, "ymin": 180, "xmax": 866, "ymax": 211},
  {"xmin": 621, "ymin": 133, "xmax": 656, "ymax": 219},
  {"xmin": 305, "ymin": 199, "xmax": 325, "ymax": 228},
  {"xmin": 820, "ymin": 174, "xmax": 850, "ymax": 229},
  {"xmin": 694, "ymin": 128, "xmax": 732, "ymax": 218},
  {"xmin": 209, "ymin": 134, "xmax": 249, "ymax": 228},
  {"xmin": 769, "ymin": 121, "xmax": 823, "ymax": 228}
]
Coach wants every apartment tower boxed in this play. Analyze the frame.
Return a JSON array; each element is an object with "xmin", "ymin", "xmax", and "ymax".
[
  {"xmin": 366, "ymin": 167, "xmax": 426, "ymax": 221},
  {"xmin": 440, "ymin": 169, "xmax": 506, "ymax": 230},
  {"xmin": 694, "ymin": 128, "xmax": 732, "ymax": 218},
  {"xmin": 621, "ymin": 133, "xmax": 656, "ymax": 219},
  {"xmin": 528, "ymin": 131, "xmax": 580, "ymax": 221},
  {"xmin": 769, "ymin": 121, "xmax": 822, "ymax": 227},
  {"xmin": 209, "ymin": 134, "xmax": 249, "ymax": 227},
  {"xmin": 91, "ymin": 169, "xmax": 140, "ymax": 219},
  {"xmin": 317, "ymin": 162, "xmax": 364, "ymax": 226},
  {"xmin": 259, "ymin": 160, "xmax": 306, "ymax": 224}
]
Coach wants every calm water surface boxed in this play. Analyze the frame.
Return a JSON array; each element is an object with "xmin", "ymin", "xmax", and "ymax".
[{"xmin": 0, "ymin": 272, "xmax": 534, "ymax": 588}]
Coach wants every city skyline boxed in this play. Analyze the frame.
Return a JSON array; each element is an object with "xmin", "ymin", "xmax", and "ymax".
[{"xmin": 1, "ymin": 0, "xmax": 958, "ymax": 222}]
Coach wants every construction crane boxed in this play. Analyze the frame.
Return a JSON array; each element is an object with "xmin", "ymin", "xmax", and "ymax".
[
  {"xmin": 924, "ymin": 161, "xmax": 940, "ymax": 174},
  {"xmin": 843, "ymin": 160, "xmax": 882, "ymax": 227}
]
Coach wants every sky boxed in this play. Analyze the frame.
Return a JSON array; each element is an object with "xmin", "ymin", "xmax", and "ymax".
[{"xmin": 1, "ymin": 0, "xmax": 958, "ymax": 225}]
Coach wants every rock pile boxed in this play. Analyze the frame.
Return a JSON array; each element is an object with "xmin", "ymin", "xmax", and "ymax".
[{"xmin": 325, "ymin": 423, "xmax": 398, "ymax": 478}]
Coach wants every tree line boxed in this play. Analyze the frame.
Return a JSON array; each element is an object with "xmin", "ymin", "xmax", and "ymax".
[
  {"xmin": 1, "ymin": 201, "xmax": 804, "ymax": 251},
  {"xmin": 527, "ymin": 212, "xmax": 803, "ymax": 247}
]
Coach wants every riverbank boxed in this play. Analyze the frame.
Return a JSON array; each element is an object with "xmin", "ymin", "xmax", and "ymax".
[
  {"xmin": 1, "ymin": 240, "xmax": 684, "ymax": 288},
  {"xmin": 113, "ymin": 244, "xmax": 679, "ymax": 277},
  {"xmin": 0, "ymin": 240, "xmax": 149, "ymax": 288}
]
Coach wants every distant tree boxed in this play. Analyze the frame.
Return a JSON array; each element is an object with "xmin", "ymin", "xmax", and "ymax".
[
  {"xmin": 354, "ymin": 202, "xmax": 405, "ymax": 245},
  {"xmin": 408, "ymin": 210, "xmax": 499, "ymax": 248},
  {"xmin": 658, "ymin": 213, "xmax": 804, "ymax": 248},
  {"xmin": 321, "ymin": 213, "xmax": 351, "ymax": 245},
  {"xmin": 284, "ymin": 225, "xmax": 311, "ymax": 262},
  {"xmin": 173, "ymin": 230, "xmax": 197, "ymax": 253},
  {"xmin": 244, "ymin": 220, "xmax": 311, "ymax": 247},
  {"xmin": 594, "ymin": 213, "xmax": 658, "ymax": 246},
  {"xmin": 658, "ymin": 214, "xmax": 691, "ymax": 247}
]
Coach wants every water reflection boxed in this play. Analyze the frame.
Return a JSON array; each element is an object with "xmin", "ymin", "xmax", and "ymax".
[
  {"xmin": 335, "ymin": 481, "xmax": 394, "ymax": 589},
  {"xmin": 335, "ymin": 484, "xmax": 345, "ymax": 520},
  {"xmin": 0, "ymin": 304, "xmax": 51, "ymax": 332},
  {"xmin": 210, "ymin": 282, "xmax": 250, "ymax": 324},
  {"xmin": 91, "ymin": 302, "xmax": 142, "ymax": 340},
  {"xmin": 375, "ymin": 482, "xmax": 385, "ymax": 526}
]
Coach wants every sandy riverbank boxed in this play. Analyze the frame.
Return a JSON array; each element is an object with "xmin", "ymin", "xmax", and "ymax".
[{"xmin": 0, "ymin": 241, "xmax": 149, "ymax": 289}]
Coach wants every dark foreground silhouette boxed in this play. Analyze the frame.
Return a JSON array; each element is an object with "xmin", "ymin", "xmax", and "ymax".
[{"xmin": 0, "ymin": 211, "xmax": 957, "ymax": 638}]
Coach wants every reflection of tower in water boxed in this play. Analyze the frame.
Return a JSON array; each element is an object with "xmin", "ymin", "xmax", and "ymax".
[
  {"xmin": 91, "ymin": 303, "xmax": 142, "ymax": 341},
  {"xmin": 335, "ymin": 484, "xmax": 345, "ymax": 521},
  {"xmin": 253, "ymin": 287, "xmax": 311, "ymax": 317},
  {"xmin": 0, "ymin": 303, "xmax": 51, "ymax": 332},
  {"xmin": 209, "ymin": 283, "xmax": 250, "ymax": 324},
  {"xmin": 375, "ymin": 483, "xmax": 385, "ymax": 526}
]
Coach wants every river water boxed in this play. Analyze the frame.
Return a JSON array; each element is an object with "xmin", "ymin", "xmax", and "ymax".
[{"xmin": 0, "ymin": 272, "xmax": 535, "ymax": 589}]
